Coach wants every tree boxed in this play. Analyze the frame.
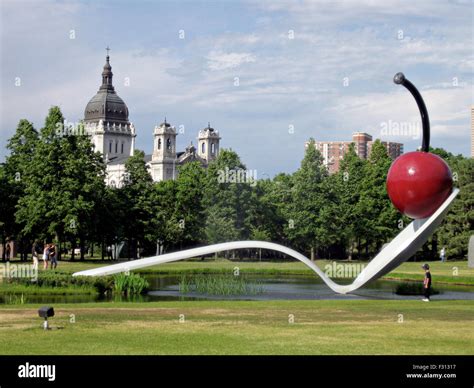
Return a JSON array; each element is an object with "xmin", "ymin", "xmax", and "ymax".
[
  {"xmin": 205, "ymin": 209, "xmax": 239, "ymax": 244},
  {"xmin": 94, "ymin": 186, "xmax": 123, "ymax": 260},
  {"xmin": 2, "ymin": 119, "xmax": 39, "ymax": 260},
  {"xmin": 203, "ymin": 149, "xmax": 253, "ymax": 242},
  {"xmin": 359, "ymin": 140, "xmax": 400, "ymax": 257},
  {"xmin": 288, "ymin": 139, "xmax": 328, "ymax": 260},
  {"xmin": 267, "ymin": 173, "xmax": 295, "ymax": 247},
  {"xmin": 247, "ymin": 178, "xmax": 285, "ymax": 244},
  {"xmin": 249, "ymin": 225, "xmax": 271, "ymax": 261},
  {"xmin": 174, "ymin": 162, "xmax": 206, "ymax": 248},
  {"xmin": 5, "ymin": 119, "xmax": 39, "ymax": 181},
  {"xmin": 436, "ymin": 155, "xmax": 474, "ymax": 259},
  {"xmin": 0, "ymin": 164, "xmax": 15, "ymax": 260},
  {"xmin": 149, "ymin": 179, "xmax": 180, "ymax": 253},
  {"xmin": 119, "ymin": 150, "xmax": 155, "ymax": 259},
  {"xmin": 322, "ymin": 143, "xmax": 367, "ymax": 259},
  {"xmin": 15, "ymin": 107, "xmax": 106, "ymax": 260}
]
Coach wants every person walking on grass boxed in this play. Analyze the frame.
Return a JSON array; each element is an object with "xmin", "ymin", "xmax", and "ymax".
[{"xmin": 422, "ymin": 263, "xmax": 432, "ymax": 302}]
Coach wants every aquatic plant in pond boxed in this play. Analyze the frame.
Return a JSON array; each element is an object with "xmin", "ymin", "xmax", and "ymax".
[
  {"xmin": 179, "ymin": 275, "xmax": 264, "ymax": 296},
  {"xmin": 3, "ymin": 293, "xmax": 27, "ymax": 305},
  {"xmin": 113, "ymin": 273, "xmax": 149, "ymax": 295}
]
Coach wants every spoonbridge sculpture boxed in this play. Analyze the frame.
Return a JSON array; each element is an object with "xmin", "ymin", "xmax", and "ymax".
[{"xmin": 74, "ymin": 73, "xmax": 458, "ymax": 294}]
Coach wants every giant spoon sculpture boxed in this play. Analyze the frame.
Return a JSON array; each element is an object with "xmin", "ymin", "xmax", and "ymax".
[{"xmin": 74, "ymin": 73, "xmax": 458, "ymax": 294}]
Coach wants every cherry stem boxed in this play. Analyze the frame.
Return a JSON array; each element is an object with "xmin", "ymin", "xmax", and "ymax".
[{"xmin": 393, "ymin": 72, "xmax": 430, "ymax": 152}]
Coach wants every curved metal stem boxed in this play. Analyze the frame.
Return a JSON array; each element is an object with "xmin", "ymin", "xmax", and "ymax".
[{"xmin": 393, "ymin": 72, "xmax": 430, "ymax": 152}]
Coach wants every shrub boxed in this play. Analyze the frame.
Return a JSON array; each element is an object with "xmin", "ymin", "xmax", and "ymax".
[{"xmin": 6, "ymin": 272, "xmax": 114, "ymax": 295}]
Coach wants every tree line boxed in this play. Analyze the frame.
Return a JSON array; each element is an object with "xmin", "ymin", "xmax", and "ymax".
[{"xmin": 1, "ymin": 106, "xmax": 472, "ymax": 262}]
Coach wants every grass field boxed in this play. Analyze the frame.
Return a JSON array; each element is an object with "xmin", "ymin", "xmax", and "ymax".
[
  {"xmin": 1, "ymin": 258, "xmax": 472, "ymax": 355},
  {"xmin": 0, "ymin": 300, "xmax": 472, "ymax": 355}
]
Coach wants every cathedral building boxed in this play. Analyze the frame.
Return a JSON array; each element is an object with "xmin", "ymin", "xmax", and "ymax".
[{"xmin": 83, "ymin": 53, "xmax": 221, "ymax": 187}]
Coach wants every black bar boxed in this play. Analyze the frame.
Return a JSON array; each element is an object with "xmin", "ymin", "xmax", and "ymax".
[{"xmin": 0, "ymin": 356, "xmax": 471, "ymax": 387}]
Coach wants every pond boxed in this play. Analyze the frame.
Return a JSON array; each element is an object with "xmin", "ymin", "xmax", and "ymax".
[
  {"xmin": 1, "ymin": 274, "xmax": 473, "ymax": 304},
  {"xmin": 147, "ymin": 274, "xmax": 474, "ymax": 301}
]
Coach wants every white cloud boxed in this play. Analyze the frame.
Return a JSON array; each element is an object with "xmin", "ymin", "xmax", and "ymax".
[
  {"xmin": 252, "ymin": 0, "xmax": 471, "ymax": 22},
  {"xmin": 206, "ymin": 51, "xmax": 256, "ymax": 71},
  {"xmin": 1, "ymin": 0, "xmax": 472, "ymax": 175},
  {"xmin": 325, "ymin": 85, "xmax": 471, "ymax": 144}
]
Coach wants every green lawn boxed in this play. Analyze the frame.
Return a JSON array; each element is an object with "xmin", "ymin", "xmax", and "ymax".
[
  {"xmin": 383, "ymin": 260, "xmax": 474, "ymax": 285},
  {"xmin": 0, "ymin": 300, "xmax": 472, "ymax": 355},
  {"xmin": 1, "ymin": 259, "xmax": 472, "ymax": 355}
]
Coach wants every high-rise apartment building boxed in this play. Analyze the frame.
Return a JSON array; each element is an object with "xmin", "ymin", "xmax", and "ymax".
[{"xmin": 306, "ymin": 132, "xmax": 403, "ymax": 174}]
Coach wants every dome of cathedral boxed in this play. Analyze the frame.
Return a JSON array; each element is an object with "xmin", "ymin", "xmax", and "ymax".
[{"xmin": 84, "ymin": 54, "xmax": 129, "ymax": 125}]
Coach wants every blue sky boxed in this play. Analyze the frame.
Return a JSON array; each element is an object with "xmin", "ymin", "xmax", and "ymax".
[{"xmin": 1, "ymin": 0, "xmax": 472, "ymax": 177}]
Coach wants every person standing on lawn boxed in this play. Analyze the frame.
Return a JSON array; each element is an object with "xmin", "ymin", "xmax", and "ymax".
[
  {"xmin": 31, "ymin": 241, "xmax": 40, "ymax": 271},
  {"xmin": 42, "ymin": 243, "xmax": 50, "ymax": 270},
  {"xmin": 440, "ymin": 247, "xmax": 446, "ymax": 262},
  {"xmin": 422, "ymin": 263, "xmax": 432, "ymax": 302},
  {"xmin": 49, "ymin": 243, "xmax": 58, "ymax": 270}
]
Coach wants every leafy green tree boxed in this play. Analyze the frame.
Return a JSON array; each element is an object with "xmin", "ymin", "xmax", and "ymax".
[
  {"xmin": 245, "ymin": 179, "xmax": 279, "ymax": 241},
  {"xmin": 205, "ymin": 208, "xmax": 239, "ymax": 244},
  {"xmin": 61, "ymin": 122, "xmax": 107, "ymax": 259},
  {"xmin": 267, "ymin": 173, "xmax": 295, "ymax": 246},
  {"xmin": 203, "ymin": 149, "xmax": 253, "ymax": 242},
  {"xmin": 5, "ymin": 120, "xmax": 39, "ymax": 186},
  {"xmin": 329, "ymin": 143, "xmax": 368, "ymax": 259},
  {"xmin": 94, "ymin": 186, "xmax": 123, "ymax": 259},
  {"xmin": 0, "ymin": 165, "xmax": 15, "ymax": 260},
  {"xmin": 149, "ymin": 179, "xmax": 180, "ymax": 253},
  {"xmin": 120, "ymin": 150, "xmax": 155, "ymax": 259},
  {"xmin": 436, "ymin": 155, "xmax": 474, "ymax": 259},
  {"xmin": 15, "ymin": 107, "xmax": 106, "ymax": 260},
  {"xmin": 249, "ymin": 224, "xmax": 271, "ymax": 260},
  {"xmin": 2, "ymin": 119, "xmax": 39, "ymax": 259},
  {"xmin": 359, "ymin": 140, "xmax": 400, "ymax": 256},
  {"xmin": 173, "ymin": 162, "xmax": 206, "ymax": 248},
  {"xmin": 288, "ymin": 139, "xmax": 328, "ymax": 260}
]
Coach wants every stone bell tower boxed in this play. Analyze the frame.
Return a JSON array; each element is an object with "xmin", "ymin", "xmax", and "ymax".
[
  {"xmin": 150, "ymin": 119, "xmax": 177, "ymax": 181},
  {"xmin": 198, "ymin": 122, "xmax": 221, "ymax": 163}
]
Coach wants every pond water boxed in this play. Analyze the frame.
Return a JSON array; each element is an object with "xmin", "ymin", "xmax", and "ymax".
[
  {"xmin": 147, "ymin": 274, "xmax": 474, "ymax": 301},
  {"xmin": 2, "ymin": 274, "xmax": 473, "ymax": 304}
]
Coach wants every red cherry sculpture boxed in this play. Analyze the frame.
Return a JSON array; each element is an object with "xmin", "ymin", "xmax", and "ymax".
[
  {"xmin": 387, "ymin": 152, "xmax": 452, "ymax": 219},
  {"xmin": 386, "ymin": 73, "xmax": 453, "ymax": 219}
]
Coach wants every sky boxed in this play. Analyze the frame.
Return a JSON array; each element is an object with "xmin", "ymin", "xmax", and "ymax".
[{"xmin": 1, "ymin": 0, "xmax": 472, "ymax": 177}]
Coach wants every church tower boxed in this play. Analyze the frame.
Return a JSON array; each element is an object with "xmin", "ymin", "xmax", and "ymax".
[
  {"xmin": 84, "ymin": 50, "xmax": 136, "ymax": 159},
  {"xmin": 198, "ymin": 123, "xmax": 221, "ymax": 163},
  {"xmin": 150, "ymin": 119, "xmax": 178, "ymax": 181}
]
